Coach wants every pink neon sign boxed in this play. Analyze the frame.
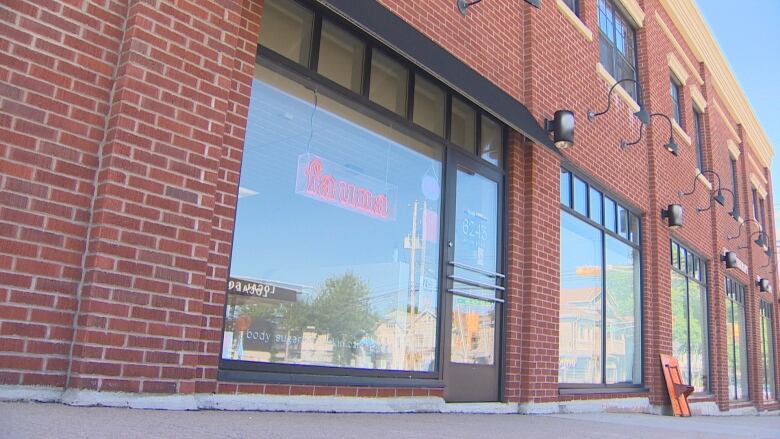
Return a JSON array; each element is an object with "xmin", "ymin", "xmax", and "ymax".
[{"xmin": 295, "ymin": 153, "xmax": 397, "ymax": 220}]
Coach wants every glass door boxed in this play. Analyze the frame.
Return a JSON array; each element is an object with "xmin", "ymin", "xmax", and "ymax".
[{"xmin": 442, "ymin": 148, "xmax": 504, "ymax": 402}]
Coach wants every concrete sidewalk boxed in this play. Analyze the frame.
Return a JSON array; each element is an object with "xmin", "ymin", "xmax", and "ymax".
[{"xmin": 0, "ymin": 402, "xmax": 778, "ymax": 439}]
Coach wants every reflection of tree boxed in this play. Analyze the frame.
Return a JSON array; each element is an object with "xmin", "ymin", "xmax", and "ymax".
[{"xmin": 311, "ymin": 272, "xmax": 378, "ymax": 365}]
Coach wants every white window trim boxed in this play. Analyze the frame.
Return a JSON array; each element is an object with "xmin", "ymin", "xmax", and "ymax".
[
  {"xmin": 557, "ymin": 0, "xmax": 593, "ymax": 42},
  {"xmin": 596, "ymin": 63, "xmax": 641, "ymax": 113},
  {"xmin": 690, "ymin": 86, "xmax": 707, "ymax": 112},
  {"xmin": 614, "ymin": 0, "xmax": 645, "ymax": 28},
  {"xmin": 727, "ymin": 138, "xmax": 741, "ymax": 159},
  {"xmin": 668, "ymin": 53, "xmax": 689, "ymax": 86}
]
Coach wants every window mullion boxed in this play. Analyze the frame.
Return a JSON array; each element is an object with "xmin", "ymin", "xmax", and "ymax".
[{"xmin": 602, "ymin": 228, "xmax": 607, "ymax": 385}]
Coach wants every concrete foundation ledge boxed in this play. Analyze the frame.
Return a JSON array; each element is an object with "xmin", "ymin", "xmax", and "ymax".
[
  {"xmin": 440, "ymin": 402, "xmax": 519, "ymax": 414},
  {"xmin": 196, "ymin": 394, "xmax": 445, "ymax": 413},
  {"xmin": 61, "ymin": 389, "xmax": 199, "ymax": 411},
  {"xmin": 519, "ymin": 397, "xmax": 652, "ymax": 415},
  {"xmin": 0, "ymin": 385, "xmax": 63, "ymax": 403}
]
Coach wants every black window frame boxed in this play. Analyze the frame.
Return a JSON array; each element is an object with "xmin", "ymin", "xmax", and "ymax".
[
  {"xmin": 730, "ymin": 158, "xmax": 740, "ymax": 218},
  {"xmin": 670, "ymin": 76, "xmax": 684, "ymax": 129},
  {"xmin": 752, "ymin": 188, "xmax": 761, "ymax": 223},
  {"xmin": 597, "ymin": 0, "xmax": 640, "ymax": 101},
  {"xmin": 562, "ymin": 0, "xmax": 580, "ymax": 16},
  {"xmin": 559, "ymin": 167, "xmax": 644, "ymax": 392},
  {"xmin": 692, "ymin": 108, "xmax": 704, "ymax": 170},
  {"xmin": 670, "ymin": 240, "xmax": 710, "ymax": 394},
  {"xmin": 219, "ymin": 0, "xmax": 509, "ymax": 386}
]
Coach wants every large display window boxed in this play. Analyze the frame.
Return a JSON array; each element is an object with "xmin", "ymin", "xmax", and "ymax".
[
  {"xmin": 725, "ymin": 277, "xmax": 749, "ymax": 401},
  {"xmin": 220, "ymin": 0, "xmax": 506, "ymax": 383},
  {"xmin": 222, "ymin": 65, "xmax": 443, "ymax": 373},
  {"xmin": 670, "ymin": 241, "xmax": 709, "ymax": 393},
  {"xmin": 559, "ymin": 169, "xmax": 642, "ymax": 388}
]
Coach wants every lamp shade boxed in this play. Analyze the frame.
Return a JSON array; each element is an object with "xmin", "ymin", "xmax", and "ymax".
[
  {"xmin": 722, "ymin": 251, "xmax": 738, "ymax": 269},
  {"xmin": 665, "ymin": 137, "xmax": 679, "ymax": 156},
  {"xmin": 661, "ymin": 204, "xmax": 683, "ymax": 229},
  {"xmin": 546, "ymin": 110, "xmax": 575, "ymax": 149},
  {"xmin": 713, "ymin": 190, "xmax": 726, "ymax": 206}
]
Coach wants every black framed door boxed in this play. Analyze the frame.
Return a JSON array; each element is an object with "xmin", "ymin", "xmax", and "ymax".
[{"xmin": 441, "ymin": 148, "xmax": 504, "ymax": 402}]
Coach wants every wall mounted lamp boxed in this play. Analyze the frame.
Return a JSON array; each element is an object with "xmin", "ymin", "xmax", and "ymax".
[
  {"xmin": 757, "ymin": 277, "xmax": 770, "ymax": 293},
  {"xmin": 727, "ymin": 218, "xmax": 763, "ymax": 242},
  {"xmin": 620, "ymin": 112, "xmax": 678, "ymax": 156},
  {"xmin": 661, "ymin": 204, "xmax": 683, "ymax": 229},
  {"xmin": 545, "ymin": 110, "xmax": 575, "ymax": 149},
  {"xmin": 587, "ymin": 78, "xmax": 650, "ymax": 125},
  {"xmin": 722, "ymin": 251, "xmax": 738, "ymax": 269},
  {"xmin": 457, "ymin": 0, "xmax": 539, "ymax": 15},
  {"xmin": 677, "ymin": 170, "xmax": 738, "ymax": 215},
  {"xmin": 761, "ymin": 248, "xmax": 774, "ymax": 268}
]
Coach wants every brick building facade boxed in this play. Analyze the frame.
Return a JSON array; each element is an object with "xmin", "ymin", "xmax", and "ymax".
[{"xmin": 0, "ymin": 0, "xmax": 777, "ymax": 414}]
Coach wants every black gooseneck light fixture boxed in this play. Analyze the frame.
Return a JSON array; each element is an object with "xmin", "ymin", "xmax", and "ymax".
[
  {"xmin": 661, "ymin": 204, "xmax": 683, "ymax": 229},
  {"xmin": 620, "ymin": 112, "xmax": 679, "ymax": 156},
  {"xmin": 677, "ymin": 169, "xmax": 738, "ymax": 215},
  {"xmin": 760, "ymin": 248, "xmax": 774, "ymax": 268},
  {"xmin": 727, "ymin": 218, "xmax": 765, "ymax": 247},
  {"xmin": 737, "ymin": 230, "xmax": 767, "ymax": 249},
  {"xmin": 587, "ymin": 78, "xmax": 650, "ymax": 125},
  {"xmin": 545, "ymin": 110, "xmax": 575, "ymax": 149}
]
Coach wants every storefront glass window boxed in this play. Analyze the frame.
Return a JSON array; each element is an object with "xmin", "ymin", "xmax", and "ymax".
[
  {"xmin": 760, "ymin": 301, "xmax": 777, "ymax": 400},
  {"xmin": 559, "ymin": 170, "xmax": 642, "ymax": 386},
  {"xmin": 560, "ymin": 211, "xmax": 603, "ymax": 383},
  {"xmin": 259, "ymin": 0, "xmax": 314, "ymax": 66},
  {"xmin": 726, "ymin": 277, "xmax": 749, "ymax": 400},
  {"xmin": 670, "ymin": 242, "xmax": 709, "ymax": 393},
  {"xmin": 605, "ymin": 236, "xmax": 641, "ymax": 384},
  {"xmin": 222, "ymin": 64, "xmax": 443, "ymax": 372}
]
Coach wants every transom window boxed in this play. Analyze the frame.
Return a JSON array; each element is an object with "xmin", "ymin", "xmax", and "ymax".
[
  {"xmin": 258, "ymin": 0, "xmax": 503, "ymax": 167},
  {"xmin": 725, "ymin": 277, "xmax": 749, "ymax": 401},
  {"xmin": 559, "ymin": 168, "xmax": 642, "ymax": 387},
  {"xmin": 598, "ymin": 0, "xmax": 639, "ymax": 100},
  {"xmin": 670, "ymin": 241, "xmax": 709, "ymax": 393}
]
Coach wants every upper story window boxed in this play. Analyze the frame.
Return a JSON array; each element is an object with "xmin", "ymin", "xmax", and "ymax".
[
  {"xmin": 693, "ymin": 108, "xmax": 704, "ymax": 169},
  {"xmin": 559, "ymin": 168, "xmax": 642, "ymax": 387},
  {"xmin": 598, "ymin": 0, "xmax": 639, "ymax": 100},
  {"xmin": 730, "ymin": 158, "xmax": 740, "ymax": 218},
  {"xmin": 562, "ymin": 0, "xmax": 579, "ymax": 15},
  {"xmin": 752, "ymin": 188, "xmax": 761, "ymax": 225},
  {"xmin": 670, "ymin": 77, "xmax": 683, "ymax": 129}
]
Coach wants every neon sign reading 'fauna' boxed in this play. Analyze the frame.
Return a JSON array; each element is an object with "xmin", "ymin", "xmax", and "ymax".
[{"xmin": 295, "ymin": 153, "xmax": 397, "ymax": 220}]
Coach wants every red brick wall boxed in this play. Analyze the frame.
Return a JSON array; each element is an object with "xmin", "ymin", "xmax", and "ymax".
[
  {"xmin": 1, "ymin": 0, "xmax": 127, "ymax": 388},
  {"xmin": 1, "ymin": 0, "xmax": 777, "ymax": 411}
]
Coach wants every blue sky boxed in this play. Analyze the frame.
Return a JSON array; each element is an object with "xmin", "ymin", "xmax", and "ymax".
[{"xmin": 696, "ymin": 1, "xmax": 780, "ymax": 233}]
